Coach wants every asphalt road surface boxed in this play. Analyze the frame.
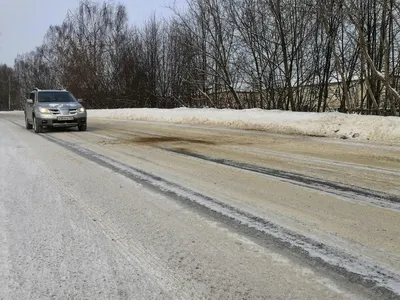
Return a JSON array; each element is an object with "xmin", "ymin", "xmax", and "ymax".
[{"xmin": 1, "ymin": 112, "xmax": 400, "ymax": 300}]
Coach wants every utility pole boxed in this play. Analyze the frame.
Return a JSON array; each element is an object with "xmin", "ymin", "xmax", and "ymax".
[{"xmin": 8, "ymin": 75, "xmax": 11, "ymax": 111}]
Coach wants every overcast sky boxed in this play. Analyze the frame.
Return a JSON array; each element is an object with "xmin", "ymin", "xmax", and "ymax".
[{"xmin": 0, "ymin": 0, "xmax": 183, "ymax": 66}]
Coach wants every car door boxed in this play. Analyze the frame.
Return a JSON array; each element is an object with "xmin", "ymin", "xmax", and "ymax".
[{"xmin": 26, "ymin": 92, "xmax": 35, "ymax": 122}]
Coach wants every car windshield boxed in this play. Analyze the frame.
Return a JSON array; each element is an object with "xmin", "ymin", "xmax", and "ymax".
[{"xmin": 38, "ymin": 91, "xmax": 76, "ymax": 103}]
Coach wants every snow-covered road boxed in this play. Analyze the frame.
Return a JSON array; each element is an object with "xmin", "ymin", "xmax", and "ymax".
[{"xmin": 1, "ymin": 112, "xmax": 399, "ymax": 299}]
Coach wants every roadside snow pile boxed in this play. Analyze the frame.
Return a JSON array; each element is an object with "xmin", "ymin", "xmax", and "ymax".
[{"xmin": 91, "ymin": 108, "xmax": 396, "ymax": 142}]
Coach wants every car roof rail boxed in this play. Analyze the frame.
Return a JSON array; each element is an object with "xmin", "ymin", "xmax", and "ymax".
[{"xmin": 33, "ymin": 87, "xmax": 40, "ymax": 91}]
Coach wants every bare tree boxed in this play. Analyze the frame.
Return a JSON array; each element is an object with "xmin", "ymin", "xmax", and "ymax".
[{"xmin": 9, "ymin": 0, "xmax": 399, "ymax": 115}]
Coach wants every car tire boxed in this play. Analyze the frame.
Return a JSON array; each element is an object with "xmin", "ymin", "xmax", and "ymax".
[
  {"xmin": 33, "ymin": 116, "xmax": 42, "ymax": 133},
  {"xmin": 78, "ymin": 123, "xmax": 87, "ymax": 131},
  {"xmin": 25, "ymin": 115, "xmax": 33, "ymax": 129}
]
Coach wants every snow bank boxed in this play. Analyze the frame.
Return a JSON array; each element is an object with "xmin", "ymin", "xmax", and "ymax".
[{"xmin": 89, "ymin": 108, "xmax": 400, "ymax": 143}]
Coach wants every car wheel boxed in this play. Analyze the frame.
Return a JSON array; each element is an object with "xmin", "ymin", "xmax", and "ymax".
[
  {"xmin": 78, "ymin": 123, "xmax": 87, "ymax": 131},
  {"xmin": 33, "ymin": 116, "xmax": 42, "ymax": 133},
  {"xmin": 25, "ymin": 115, "xmax": 33, "ymax": 129}
]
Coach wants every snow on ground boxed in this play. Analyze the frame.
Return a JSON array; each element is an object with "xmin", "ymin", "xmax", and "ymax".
[
  {"xmin": 2, "ymin": 108, "xmax": 399, "ymax": 142},
  {"xmin": 88, "ymin": 108, "xmax": 400, "ymax": 143}
]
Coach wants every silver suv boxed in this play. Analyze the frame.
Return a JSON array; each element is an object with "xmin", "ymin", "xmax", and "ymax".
[{"xmin": 25, "ymin": 88, "xmax": 87, "ymax": 133}]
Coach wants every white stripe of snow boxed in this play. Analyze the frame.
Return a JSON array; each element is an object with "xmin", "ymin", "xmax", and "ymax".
[{"xmin": 88, "ymin": 108, "xmax": 400, "ymax": 143}]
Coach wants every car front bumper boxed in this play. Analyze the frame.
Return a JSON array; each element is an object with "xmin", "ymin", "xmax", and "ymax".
[{"xmin": 36, "ymin": 112, "xmax": 87, "ymax": 128}]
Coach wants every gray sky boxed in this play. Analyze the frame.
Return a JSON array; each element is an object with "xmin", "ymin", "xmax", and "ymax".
[{"xmin": 0, "ymin": 0, "xmax": 183, "ymax": 66}]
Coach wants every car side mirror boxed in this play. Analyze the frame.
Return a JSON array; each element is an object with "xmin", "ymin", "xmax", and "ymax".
[
  {"xmin": 26, "ymin": 99, "xmax": 33, "ymax": 104},
  {"xmin": 77, "ymin": 99, "xmax": 83, "ymax": 103}
]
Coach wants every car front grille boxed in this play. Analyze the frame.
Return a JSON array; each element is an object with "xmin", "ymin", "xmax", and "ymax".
[
  {"xmin": 48, "ymin": 108, "xmax": 77, "ymax": 115},
  {"xmin": 49, "ymin": 108, "xmax": 60, "ymax": 115}
]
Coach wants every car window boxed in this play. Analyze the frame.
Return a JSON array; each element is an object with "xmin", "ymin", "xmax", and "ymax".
[
  {"xmin": 37, "ymin": 91, "xmax": 76, "ymax": 103},
  {"xmin": 30, "ymin": 93, "xmax": 35, "ymax": 102}
]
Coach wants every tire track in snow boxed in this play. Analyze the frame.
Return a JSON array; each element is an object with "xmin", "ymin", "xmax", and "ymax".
[
  {"xmin": 5, "ymin": 117, "xmax": 400, "ymax": 298},
  {"xmin": 225, "ymin": 145, "xmax": 400, "ymax": 177},
  {"xmin": 162, "ymin": 148, "xmax": 400, "ymax": 211},
  {"xmin": 67, "ymin": 122, "xmax": 400, "ymax": 209},
  {"xmin": 3, "ymin": 118, "xmax": 199, "ymax": 299},
  {"xmin": 37, "ymin": 133, "xmax": 400, "ymax": 299}
]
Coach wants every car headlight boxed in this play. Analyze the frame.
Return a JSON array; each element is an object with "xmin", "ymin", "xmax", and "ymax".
[
  {"xmin": 77, "ymin": 107, "xmax": 85, "ymax": 113},
  {"xmin": 38, "ymin": 107, "xmax": 51, "ymax": 114}
]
